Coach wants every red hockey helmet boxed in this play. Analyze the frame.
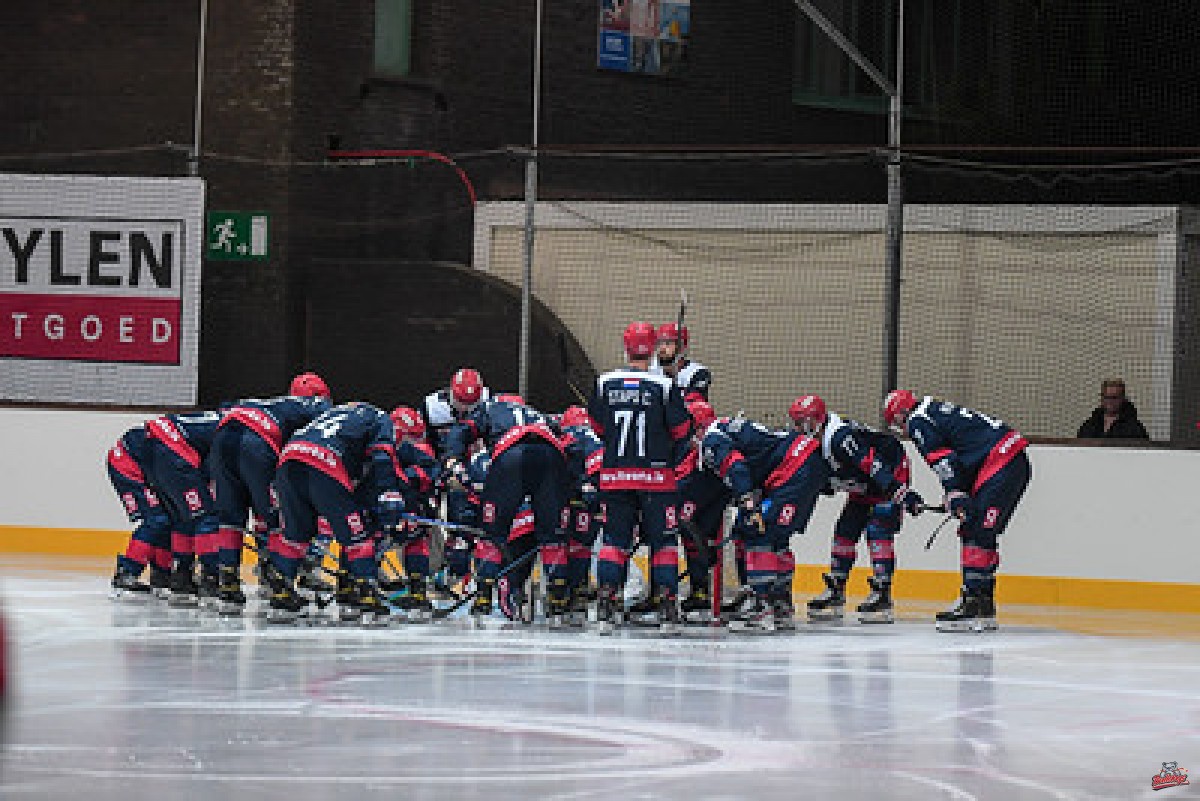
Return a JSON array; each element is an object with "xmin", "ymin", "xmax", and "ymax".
[
  {"xmin": 289, "ymin": 371, "xmax": 330, "ymax": 399},
  {"xmin": 788, "ymin": 394, "xmax": 827, "ymax": 435},
  {"xmin": 883, "ymin": 389, "xmax": 918, "ymax": 430},
  {"xmin": 390, "ymin": 406, "xmax": 426, "ymax": 441},
  {"xmin": 495, "ymin": 393, "xmax": 525, "ymax": 405},
  {"xmin": 623, "ymin": 321, "xmax": 656, "ymax": 359},
  {"xmin": 560, "ymin": 405, "xmax": 591, "ymax": 429},
  {"xmin": 687, "ymin": 399, "xmax": 716, "ymax": 432},
  {"xmin": 450, "ymin": 368, "xmax": 484, "ymax": 408},
  {"xmin": 655, "ymin": 322, "xmax": 690, "ymax": 352}
]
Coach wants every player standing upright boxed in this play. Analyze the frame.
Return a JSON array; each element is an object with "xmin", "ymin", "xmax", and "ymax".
[
  {"xmin": 883, "ymin": 390, "xmax": 1032, "ymax": 631},
  {"xmin": 588, "ymin": 321, "xmax": 693, "ymax": 630},
  {"xmin": 654, "ymin": 323, "xmax": 711, "ymax": 402},
  {"xmin": 788, "ymin": 394, "xmax": 923, "ymax": 624}
]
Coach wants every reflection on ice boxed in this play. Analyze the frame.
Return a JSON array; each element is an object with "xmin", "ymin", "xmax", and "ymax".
[{"xmin": 2, "ymin": 559, "xmax": 1199, "ymax": 800}]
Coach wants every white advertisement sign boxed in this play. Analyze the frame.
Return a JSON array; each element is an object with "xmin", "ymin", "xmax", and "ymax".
[{"xmin": 0, "ymin": 174, "xmax": 203, "ymax": 404}]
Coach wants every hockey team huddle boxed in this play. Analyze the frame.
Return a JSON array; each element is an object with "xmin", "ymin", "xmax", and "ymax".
[{"xmin": 106, "ymin": 319, "xmax": 1032, "ymax": 634}]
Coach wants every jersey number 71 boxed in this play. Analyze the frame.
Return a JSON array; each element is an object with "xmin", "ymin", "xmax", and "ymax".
[{"xmin": 614, "ymin": 409, "xmax": 646, "ymax": 458}]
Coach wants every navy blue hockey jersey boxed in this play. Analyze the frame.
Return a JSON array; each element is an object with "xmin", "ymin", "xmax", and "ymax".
[
  {"xmin": 698, "ymin": 416, "xmax": 824, "ymax": 496},
  {"xmin": 219, "ymin": 394, "xmax": 332, "ymax": 456},
  {"xmin": 280, "ymin": 402, "xmax": 401, "ymax": 495},
  {"xmin": 904, "ymin": 397, "xmax": 1028, "ymax": 493},
  {"xmin": 821, "ymin": 413, "xmax": 911, "ymax": 503},
  {"xmin": 588, "ymin": 368, "xmax": 691, "ymax": 491},
  {"xmin": 145, "ymin": 410, "xmax": 223, "ymax": 468},
  {"xmin": 443, "ymin": 398, "xmax": 563, "ymax": 462}
]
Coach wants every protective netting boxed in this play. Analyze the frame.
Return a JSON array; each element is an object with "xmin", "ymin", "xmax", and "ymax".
[{"xmin": 476, "ymin": 184, "xmax": 1200, "ymax": 443}]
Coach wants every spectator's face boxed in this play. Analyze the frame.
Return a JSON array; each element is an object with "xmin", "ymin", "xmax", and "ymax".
[{"xmin": 1101, "ymin": 385, "xmax": 1125, "ymax": 412}]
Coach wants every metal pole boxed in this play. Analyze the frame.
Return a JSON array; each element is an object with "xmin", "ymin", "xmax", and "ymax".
[
  {"xmin": 883, "ymin": 0, "xmax": 905, "ymax": 402},
  {"xmin": 190, "ymin": 0, "xmax": 208, "ymax": 177},
  {"xmin": 519, "ymin": 0, "xmax": 543, "ymax": 401}
]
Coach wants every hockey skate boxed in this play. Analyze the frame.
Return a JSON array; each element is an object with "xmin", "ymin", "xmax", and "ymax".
[
  {"xmin": 296, "ymin": 563, "xmax": 335, "ymax": 604},
  {"xmin": 266, "ymin": 581, "xmax": 308, "ymax": 624},
  {"xmin": 719, "ymin": 584, "xmax": 753, "ymax": 618},
  {"xmin": 196, "ymin": 567, "xmax": 220, "ymax": 611},
  {"xmin": 656, "ymin": 593, "xmax": 681, "ymax": 634},
  {"xmin": 545, "ymin": 578, "xmax": 572, "ymax": 629},
  {"xmin": 592, "ymin": 585, "xmax": 624, "ymax": 635},
  {"xmin": 935, "ymin": 585, "xmax": 997, "ymax": 632},
  {"xmin": 149, "ymin": 566, "xmax": 172, "ymax": 600},
  {"xmin": 681, "ymin": 585, "xmax": 713, "ymax": 624},
  {"xmin": 394, "ymin": 576, "xmax": 433, "ymax": 623},
  {"xmin": 348, "ymin": 578, "xmax": 393, "ymax": 627},
  {"xmin": 167, "ymin": 565, "xmax": 199, "ymax": 608},
  {"xmin": 216, "ymin": 565, "xmax": 247, "ymax": 616},
  {"xmin": 728, "ymin": 593, "xmax": 776, "ymax": 633},
  {"xmin": 336, "ymin": 571, "xmax": 363, "ymax": 624},
  {"xmin": 857, "ymin": 576, "xmax": 894, "ymax": 624},
  {"xmin": 469, "ymin": 578, "xmax": 497, "ymax": 623},
  {"xmin": 110, "ymin": 564, "xmax": 153, "ymax": 602},
  {"xmin": 769, "ymin": 594, "xmax": 797, "ymax": 631},
  {"xmin": 563, "ymin": 586, "xmax": 590, "ymax": 627},
  {"xmin": 626, "ymin": 594, "xmax": 660, "ymax": 627},
  {"xmin": 806, "ymin": 573, "xmax": 846, "ymax": 622}
]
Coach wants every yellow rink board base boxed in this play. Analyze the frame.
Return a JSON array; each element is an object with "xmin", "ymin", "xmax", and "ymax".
[{"xmin": 2, "ymin": 524, "xmax": 1197, "ymax": 615}]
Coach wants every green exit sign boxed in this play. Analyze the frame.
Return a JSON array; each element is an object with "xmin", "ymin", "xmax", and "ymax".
[{"xmin": 206, "ymin": 211, "xmax": 269, "ymax": 261}]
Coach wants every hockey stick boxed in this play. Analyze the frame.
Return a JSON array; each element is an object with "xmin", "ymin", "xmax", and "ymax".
[
  {"xmin": 431, "ymin": 545, "xmax": 541, "ymax": 620},
  {"xmin": 677, "ymin": 288, "xmax": 688, "ymax": 332},
  {"xmin": 399, "ymin": 512, "xmax": 489, "ymax": 537},
  {"xmin": 557, "ymin": 332, "xmax": 589, "ymax": 405},
  {"xmin": 923, "ymin": 514, "xmax": 956, "ymax": 550}
]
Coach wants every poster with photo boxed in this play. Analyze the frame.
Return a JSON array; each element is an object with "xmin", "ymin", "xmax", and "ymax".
[{"xmin": 598, "ymin": 0, "xmax": 688, "ymax": 75}]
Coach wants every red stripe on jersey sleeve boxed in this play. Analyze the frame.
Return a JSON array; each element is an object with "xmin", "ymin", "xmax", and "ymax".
[{"xmin": 924, "ymin": 447, "xmax": 953, "ymax": 466}]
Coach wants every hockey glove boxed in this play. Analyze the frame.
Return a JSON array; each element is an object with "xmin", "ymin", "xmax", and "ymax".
[
  {"xmin": 736, "ymin": 491, "xmax": 764, "ymax": 533},
  {"xmin": 871, "ymin": 501, "xmax": 900, "ymax": 520},
  {"xmin": 375, "ymin": 491, "xmax": 406, "ymax": 531},
  {"xmin": 579, "ymin": 481, "xmax": 599, "ymax": 509},
  {"xmin": 901, "ymin": 489, "xmax": 925, "ymax": 516},
  {"xmin": 945, "ymin": 490, "xmax": 970, "ymax": 520}
]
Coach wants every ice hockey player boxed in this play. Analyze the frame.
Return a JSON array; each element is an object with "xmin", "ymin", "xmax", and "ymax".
[
  {"xmin": 883, "ymin": 390, "xmax": 1032, "ymax": 631},
  {"xmin": 208, "ymin": 372, "xmax": 333, "ymax": 614},
  {"xmin": 267, "ymin": 401, "xmax": 407, "ymax": 625},
  {"xmin": 106, "ymin": 423, "xmax": 173, "ymax": 600},
  {"xmin": 788, "ymin": 394, "xmax": 924, "ymax": 624},
  {"xmin": 697, "ymin": 410, "xmax": 833, "ymax": 631},
  {"xmin": 420, "ymin": 368, "xmax": 490, "ymax": 459},
  {"xmin": 385, "ymin": 405, "xmax": 442, "ymax": 621},
  {"xmin": 588, "ymin": 321, "xmax": 693, "ymax": 631},
  {"xmin": 443, "ymin": 394, "xmax": 572, "ymax": 622},
  {"xmin": 654, "ymin": 322, "xmax": 712, "ymax": 402},
  {"xmin": 673, "ymin": 399, "xmax": 732, "ymax": 623},
  {"xmin": 141, "ymin": 408, "xmax": 225, "ymax": 608},
  {"xmin": 557, "ymin": 404, "xmax": 604, "ymax": 624}
]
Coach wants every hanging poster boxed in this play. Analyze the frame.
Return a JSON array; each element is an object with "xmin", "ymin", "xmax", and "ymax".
[{"xmin": 598, "ymin": 0, "xmax": 689, "ymax": 75}]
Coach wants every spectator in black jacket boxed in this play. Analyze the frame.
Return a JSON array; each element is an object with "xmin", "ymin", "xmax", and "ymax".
[{"xmin": 1077, "ymin": 378, "xmax": 1150, "ymax": 440}]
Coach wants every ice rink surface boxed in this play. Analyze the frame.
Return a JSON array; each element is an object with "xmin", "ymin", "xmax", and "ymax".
[{"xmin": 1, "ymin": 556, "xmax": 1198, "ymax": 800}]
